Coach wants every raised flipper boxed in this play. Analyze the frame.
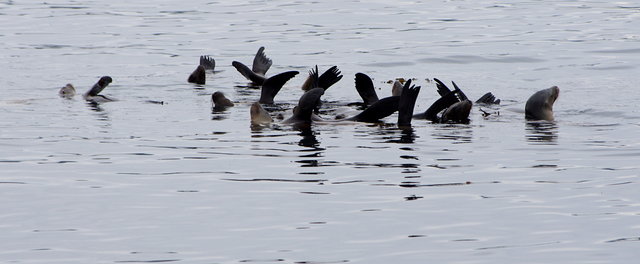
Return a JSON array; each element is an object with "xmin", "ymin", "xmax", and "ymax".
[
  {"xmin": 451, "ymin": 81, "xmax": 469, "ymax": 101},
  {"xmin": 86, "ymin": 76, "xmax": 113, "ymax": 96},
  {"xmin": 300, "ymin": 66, "xmax": 320, "ymax": 91},
  {"xmin": 259, "ymin": 71, "xmax": 299, "ymax": 104},
  {"xmin": 318, "ymin": 66, "xmax": 343, "ymax": 90},
  {"xmin": 415, "ymin": 91, "xmax": 459, "ymax": 122},
  {"xmin": 397, "ymin": 79, "xmax": 421, "ymax": 127},
  {"xmin": 200, "ymin": 55, "xmax": 216, "ymax": 71},
  {"xmin": 476, "ymin": 92, "xmax": 500, "ymax": 105},
  {"xmin": 283, "ymin": 88, "xmax": 325, "ymax": 124},
  {"xmin": 434, "ymin": 78, "xmax": 452, "ymax": 97},
  {"xmin": 349, "ymin": 96, "xmax": 400, "ymax": 123},
  {"xmin": 188, "ymin": 66, "xmax": 206, "ymax": 85},
  {"xmin": 232, "ymin": 61, "xmax": 266, "ymax": 84},
  {"xmin": 252, "ymin": 47, "xmax": 272, "ymax": 76},
  {"xmin": 355, "ymin": 73, "xmax": 379, "ymax": 106}
]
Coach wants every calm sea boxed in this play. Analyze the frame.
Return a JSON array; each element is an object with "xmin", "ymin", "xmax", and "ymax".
[{"xmin": 1, "ymin": 1, "xmax": 639, "ymax": 263}]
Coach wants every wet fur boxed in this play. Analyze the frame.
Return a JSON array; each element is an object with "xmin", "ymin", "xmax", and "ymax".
[{"xmin": 525, "ymin": 86, "xmax": 559, "ymax": 121}]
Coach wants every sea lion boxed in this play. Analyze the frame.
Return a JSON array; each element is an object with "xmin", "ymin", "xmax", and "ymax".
[
  {"xmin": 188, "ymin": 65, "xmax": 206, "ymax": 85},
  {"xmin": 83, "ymin": 76, "xmax": 115, "ymax": 102},
  {"xmin": 391, "ymin": 80, "xmax": 404, "ymax": 97},
  {"xmin": 525, "ymin": 86, "xmax": 559, "ymax": 121},
  {"xmin": 58, "ymin": 83, "xmax": 76, "ymax": 99},
  {"xmin": 413, "ymin": 78, "xmax": 472, "ymax": 123},
  {"xmin": 250, "ymin": 102, "xmax": 274, "ymax": 125},
  {"xmin": 345, "ymin": 79, "xmax": 420, "ymax": 124},
  {"xmin": 212, "ymin": 91, "xmax": 234, "ymax": 110},
  {"xmin": 188, "ymin": 56, "xmax": 216, "ymax": 85},
  {"xmin": 348, "ymin": 73, "xmax": 421, "ymax": 124},
  {"xmin": 251, "ymin": 77, "xmax": 420, "ymax": 127},
  {"xmin": 251, "ymin": 88, "xmax": 325, "ymax": 126},
  {"xmin": 251, "ymin": 66, "xmax": 330, "ymax": 125}
]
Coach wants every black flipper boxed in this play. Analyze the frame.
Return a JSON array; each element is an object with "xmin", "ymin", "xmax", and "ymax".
[
  {"xmin": 355, "ymin": 73, "xmax": 379, "ymax": 106},
  {"xmin": 349, "ymin": 96, "xmax": 400, "ymax": 123},
  {"xmin": 309, "ymin": 65, "xmax": 320, "ymax": 88},
  {"xmin": 451, "ymin": 81, "xmax": 469, "ymax": 101},
  {"xmin": 259, "ymin": 71, "xmax": 299, "ymax": 104},
  {"xmin": 318, "ymin": 66, "xmax": 343, "ymax": 90},
  {"xmin": 188, "ymin": 65, "xmax": 206, "ymax": 85},
  {"xmin": 434, "ymin": 78, "xmax": 452, "ymax": 97},
  {"xmin": 476, "ymin": 92, "xmax": 500, "ymax": 105},
  {"xmin": 232, "ymin": 61, "xmax": 267, "ymax": 84},
  {"xmin": 252, "ymin": 47, "xmax": 272, "ymax": 76},
  {"xmin": 397, "ymin": 80, "xmax": 421, "ymax": 127},
  {"xmin": 200, "ymin": 55, "xmax": 216, "ymax": 71},
  {"xmin": 418, "ymin": 91, "xmax": 459, "ymax": 122},
  {"xmin": 86, "ymin": 76, "xmax": 113, "ymax": 96},
  {"xmin": 299, "ymin": 65, "xmax": 323, "ymax": 91}
]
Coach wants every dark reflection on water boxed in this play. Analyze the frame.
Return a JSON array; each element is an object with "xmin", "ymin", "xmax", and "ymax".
[
  {"xmin": 211, "ymin": 106, "xmax": 230, "ymax": 120},
  {"xmin": 297, "ymin": 126, "xmax": 320, "ymax": 148},
  {"xmin": 86, "ymin": 101, "xmax": 105, "ymax": 113},
  {"xmin": 399, "ymin": 181, "xmax": 471, "ymax": 188},
  {"xmin": 526, "ymin": 121, "xmax": 558, "ymax": 144},
  {"xmin": 385, "ymin": 128, "xmax": 417, "ymax": 144},
  {"xmin": 432, "ymin": 123, "xmax": 473, "ymax": 143}
]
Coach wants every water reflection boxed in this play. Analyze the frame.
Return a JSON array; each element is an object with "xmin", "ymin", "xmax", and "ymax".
[
  {"xmin": 297, "ymin": 126, "xmax": 320, "ymax": 148},
  {"xmin": 85, "ymin": 101, "xmax": 110, "ymax": 123},
  {"xmin": 211, "ymin": 106, "xmax": 230, "ymax": 120},
  {"xmin": 431, "ymin": 123, "xmax": 473, "ymax": 143},
  {"xmin": 526, "ymin": 121, "xmax": 558, "ymax": 144},
  {"xmin": 381, "ymin": 127, "xmax": 417, "ymax": 143}
]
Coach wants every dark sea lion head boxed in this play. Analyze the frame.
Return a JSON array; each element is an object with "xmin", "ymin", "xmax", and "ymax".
[
  {"xmin": 212, "ymin": 91, "xmax": 234, "ymax": 108},
  {"xmin": 525, "ymin": 86, "xmax": 559, "ymax": 121},
  {"xmin": 442, "ymin": 100, "xmax": 472, "ymax": 123},
  {"xmin": 282, "ymin": 88, "xmax": 325, "ymax": 125},
  {"xmin": 188, "ymin": 65, "xmax": 206, "ymax": 85}
]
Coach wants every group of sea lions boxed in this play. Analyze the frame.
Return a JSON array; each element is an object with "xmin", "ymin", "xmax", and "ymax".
[{"xmin": 59, "ymin": 47, "xmax": 560, "ymax": 127}]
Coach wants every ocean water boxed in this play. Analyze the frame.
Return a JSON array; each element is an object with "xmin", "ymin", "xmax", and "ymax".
[{"xmin": 1, "ymin": 0, "xmax": 639, "ymax": 263}]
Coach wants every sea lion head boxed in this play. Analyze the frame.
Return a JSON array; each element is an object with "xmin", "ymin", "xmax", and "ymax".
[
  {"xmin": 442, "ymin": 100, "xmax": 472, "ymax": 123},
  {"xmin": 188, "ymin": 65, "xmax": 206, "ymax": 85},
  {"xmin": 212, "ymin": 91, "xmax": 234, "ymax": 108},
  {"xmin": 59, "ymin": 83, "xmax": 76, "ymax": 98},
  {"xmin": 250, "ymin": 102, "xmax": 273, "ymax": 125},
  {"xmin": 391, "ymin": 80, "xmax": 404, "ymax": 97},
  {"xmin": 525, "ymin": 86, "xmax": 559, "ymax": 121}
]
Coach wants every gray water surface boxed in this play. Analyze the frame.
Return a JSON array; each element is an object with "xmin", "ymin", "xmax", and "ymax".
[{"xmin": 1, "ymin": 1, "xmax": 640, "ymax": 263}]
